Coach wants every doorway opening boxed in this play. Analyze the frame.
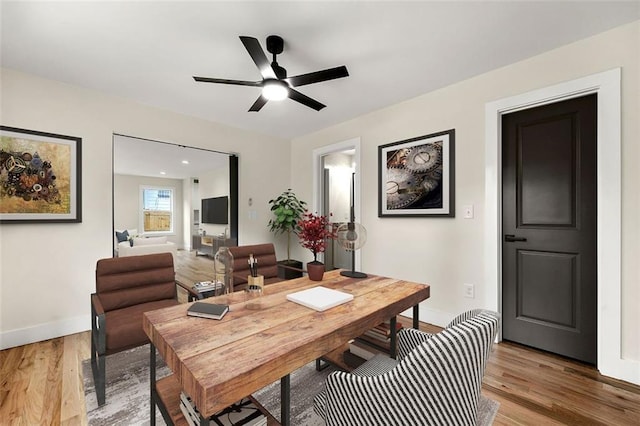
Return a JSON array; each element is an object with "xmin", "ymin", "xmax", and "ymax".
[
  {"xmin": 112, "ymin": 134, "xmax": 238, "ymax": 255},
  {"xmin": 313, "ymin": 138, "xmax": 361, "ymax": 271}
]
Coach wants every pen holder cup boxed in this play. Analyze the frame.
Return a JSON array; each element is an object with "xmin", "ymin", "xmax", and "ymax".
[{"xmin": 245, "ymin": 275, "xmax": 264, "ymax": 310}]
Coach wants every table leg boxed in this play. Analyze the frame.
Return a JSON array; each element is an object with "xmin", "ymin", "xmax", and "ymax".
[
  {"xmin": 281, "ymin": 374, "xmax": 290, "ymax": 426},
  {"xmin": 150, "ymin": 343, "xmax": 156, "ymax": 426},
  {"xmin": 315, "ymin": 358, "xmax": 330, "ymax": 371},
  {"xmin": 390, "ymin": 316, "xmax": 397, "ymax": 359},
  {"xmin": 413, "ymin": 304, "xmax": 419, "ymax": 329}
]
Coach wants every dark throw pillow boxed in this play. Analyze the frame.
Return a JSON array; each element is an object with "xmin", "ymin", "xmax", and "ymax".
[{"xmin": 116, "ymin": 230, "xmax": 129, "ymax": 243}]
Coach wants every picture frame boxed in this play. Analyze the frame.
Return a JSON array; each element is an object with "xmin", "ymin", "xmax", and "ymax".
[
  {"xmin": 0, "ymin": 126, "xmax": 82, "ymax": 223},
  {"xmin": 378, "ymin": 129, "xmax": 455, "ymax": 217}
]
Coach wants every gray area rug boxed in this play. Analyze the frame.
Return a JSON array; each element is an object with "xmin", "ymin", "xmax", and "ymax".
[
  {"xmin": 83, "ymin": 345, "xmax": 498, "ymax": 425},
  {"xmin": 477, "ymin": 396, "xmax": 500, "ymax": 426},
  {"xmin": 252, "ymin": 362, "xmax": 337, "ymax": 425},
  {"xmin": 83, "ymin": 345, "xmax": 264, "ymax": 425},
  {"xmin": 83, "ymin": 345, "xmax": 169, "ymax": 425}
]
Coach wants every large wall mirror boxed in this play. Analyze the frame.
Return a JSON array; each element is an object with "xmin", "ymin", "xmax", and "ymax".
[{"xmin": 112, "ymin": 134, "xmax": 237, "ymax": 256}]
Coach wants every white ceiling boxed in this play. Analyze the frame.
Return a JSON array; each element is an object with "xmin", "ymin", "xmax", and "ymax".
[
  {"xmin": 2, "ymin": 1, "xmax": 639, "ymax": 144},
  {"xmin": 113, "ymin": 134, "xmax": 228, "ymax": 179}
]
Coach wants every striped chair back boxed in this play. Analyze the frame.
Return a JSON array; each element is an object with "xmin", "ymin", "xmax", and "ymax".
[{"xmin": 321, "ymin": 310, "xmax": 500, "ymax": 426}]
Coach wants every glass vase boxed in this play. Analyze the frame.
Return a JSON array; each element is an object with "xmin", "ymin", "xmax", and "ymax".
[{"xmin": 214, "ymin": 246, "xmax": 234, "ymax": 295}]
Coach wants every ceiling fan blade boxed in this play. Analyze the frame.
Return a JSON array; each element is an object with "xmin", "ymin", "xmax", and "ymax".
[
  {"xmin": 248, "ymin": 95, "xmax": 268, "ymax": 112},
  {"xmin": 288, "ymin": 89, "xmax": 326, "ymax": 111},
  {"xmin": 193, "ymin": 76, "xmax": 262, "ymax": 87},
  {"xmin": 239, "ymin": 36, "xmax": 276, "ymax": 80},
  {"xmin": 286, "ymin": 65, "xmax": 349, "ymax": 87}
]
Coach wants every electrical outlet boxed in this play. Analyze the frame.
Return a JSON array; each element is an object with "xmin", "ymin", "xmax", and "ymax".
[
  {"xmin": 464, "ymin": 283, "xmax": 475, "ymax": 298},
  {"xmin": 463, "ymin": 204, "xmax": 474, "ymax": 219}
]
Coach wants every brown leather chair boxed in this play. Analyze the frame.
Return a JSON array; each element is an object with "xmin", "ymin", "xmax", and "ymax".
[
  {"xmin": 228, "ymin": 243, "xmax": 282, "ymax": 291},
  {"xmin": 90, "ymin": 252, "xmax": 178, "ymax": 406}
]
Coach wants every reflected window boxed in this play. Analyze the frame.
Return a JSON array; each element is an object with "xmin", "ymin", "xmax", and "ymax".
[{"xmin": 140, "ymin": 186, "xmax": 174, "ymax": 234}]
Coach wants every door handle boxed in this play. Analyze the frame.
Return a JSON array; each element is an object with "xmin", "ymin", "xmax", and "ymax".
[{"xmin": 504, "ymin": 234, "xmax": 527, "ymax": 242}]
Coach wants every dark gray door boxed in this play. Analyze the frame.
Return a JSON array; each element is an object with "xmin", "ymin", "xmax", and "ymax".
[{"xmin": 502, "ymin": 94, "xmax": 597, "ymax": 364}]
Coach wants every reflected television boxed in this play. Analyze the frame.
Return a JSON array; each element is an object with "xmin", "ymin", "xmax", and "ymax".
[{"xmin": 201, "ymin": 196, "xmax": 228, "ymax": 224}]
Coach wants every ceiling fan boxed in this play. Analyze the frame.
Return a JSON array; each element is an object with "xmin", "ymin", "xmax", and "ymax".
[{"xmin": 193, "ymin": 35, "xmax": 349, "ymax": 112}]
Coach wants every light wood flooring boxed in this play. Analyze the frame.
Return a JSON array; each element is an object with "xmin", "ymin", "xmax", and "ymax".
[{"xmin": 1, "ymin": 250, "xmax": 639, "ymax": 425}]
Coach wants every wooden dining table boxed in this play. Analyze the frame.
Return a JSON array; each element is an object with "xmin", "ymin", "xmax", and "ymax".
[{"xmin": 143, "ymin": 269, "xmax": 430, "ymax": 425}]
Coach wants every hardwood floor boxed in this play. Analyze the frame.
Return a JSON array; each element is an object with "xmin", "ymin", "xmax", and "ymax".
[
  {"xmin": 0, "ymin": 331, "xmax": 90, "ymax": 425},
  {"xmin": 485, "ymin": 342, "xmax": 640, "ymax": 426},
  {"xmin": 1, "ymin": 250, "xmax": 639, "ymax": 425},
  {"xmin": 173, "ymin": 250, "xmax": 217, "ymax": 303}
]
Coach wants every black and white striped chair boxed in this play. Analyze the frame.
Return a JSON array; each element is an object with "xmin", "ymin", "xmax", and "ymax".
[{"xmin": 314, "ymin": 309, "xmax": 500, "ymax": 426}]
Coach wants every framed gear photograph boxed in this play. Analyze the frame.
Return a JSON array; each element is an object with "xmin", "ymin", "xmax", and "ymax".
[
  {"xmin": 1, "ymin": 126, "xmax": 82, "ymax": 223},
  {"xmin": 378, "ymin": 129, "xmax": 454, "ymax": 217}
]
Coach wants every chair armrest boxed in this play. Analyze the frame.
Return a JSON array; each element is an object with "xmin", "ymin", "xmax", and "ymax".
[
  {"xmin": 91, "ymin": 293, "xmax": 105, "ymax": 316},
  {"xmin": 446, "ymin": 308, "xmax": 485, "ymax": 328},
  {"xmin": 90, "ymin": 293, "xmax": 106, "ymax": 354},
  {"xmin": 397, "ymin": 328, "xmax": 434, "ymax": 360},
  {"xmin": 175, "ymin": 279, "xmax": 200, "ymax": 299},
  {"xmin": 351, "ymin": 353, "xmax": 398, "ymax": 377}
]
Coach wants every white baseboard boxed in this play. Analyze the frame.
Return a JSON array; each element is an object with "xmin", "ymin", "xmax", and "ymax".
[
  {"xmin": 600, "ymin": 357, "xmax": 640, "ymax": 386},
  {"xmin": 0, "ymin": 315, "xmax": 90, "ymax": 350}
]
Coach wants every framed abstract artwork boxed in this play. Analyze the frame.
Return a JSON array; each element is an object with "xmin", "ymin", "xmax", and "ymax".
[
  {"xmin": 0, "ymin": 126, "xmax": 82, "ymax": 223},
  {"xmin": 378, "ymin": 129, "xmax": 455, "ymax": 217}
]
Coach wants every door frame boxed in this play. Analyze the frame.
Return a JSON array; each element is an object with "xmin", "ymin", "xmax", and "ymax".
[
  {"xmin": 484, "ymin": 68, "xmax": 638, "ymax": 384},
  {"xmin": 312, "ymin": 137, "xmax": 362, "ymax": 270}
]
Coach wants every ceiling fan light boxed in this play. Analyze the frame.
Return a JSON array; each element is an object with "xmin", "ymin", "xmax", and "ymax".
[{"xmin": 262, "ymin": 81, "xmax": 289, "ymax": 101}]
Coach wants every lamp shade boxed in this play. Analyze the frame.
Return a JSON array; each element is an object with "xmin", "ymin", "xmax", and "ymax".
[
  {"xmin": 337, "ymin": 222, "xmax": 367, "ymax": 278},
  {"xmin": 336, "ymin": 222, "xmax": 367, "ymax": 251}
]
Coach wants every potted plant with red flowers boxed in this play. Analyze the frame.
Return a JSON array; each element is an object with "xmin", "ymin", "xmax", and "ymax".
[{"xmin": 297, "ymin": 211, "xmax": 337, "ymax": 281}]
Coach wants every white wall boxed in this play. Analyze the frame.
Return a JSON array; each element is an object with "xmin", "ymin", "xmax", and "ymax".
[
  {"xmin": 113, "ymin": 174, "xmax": 184, "ymax": 247},
  {"xmin": 291, "ymin": 21, "xmax": 640, "ymax": 367},
  {"xmin": 0, "ymin": 68, "xmax": 290, "ymax": 349}
]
